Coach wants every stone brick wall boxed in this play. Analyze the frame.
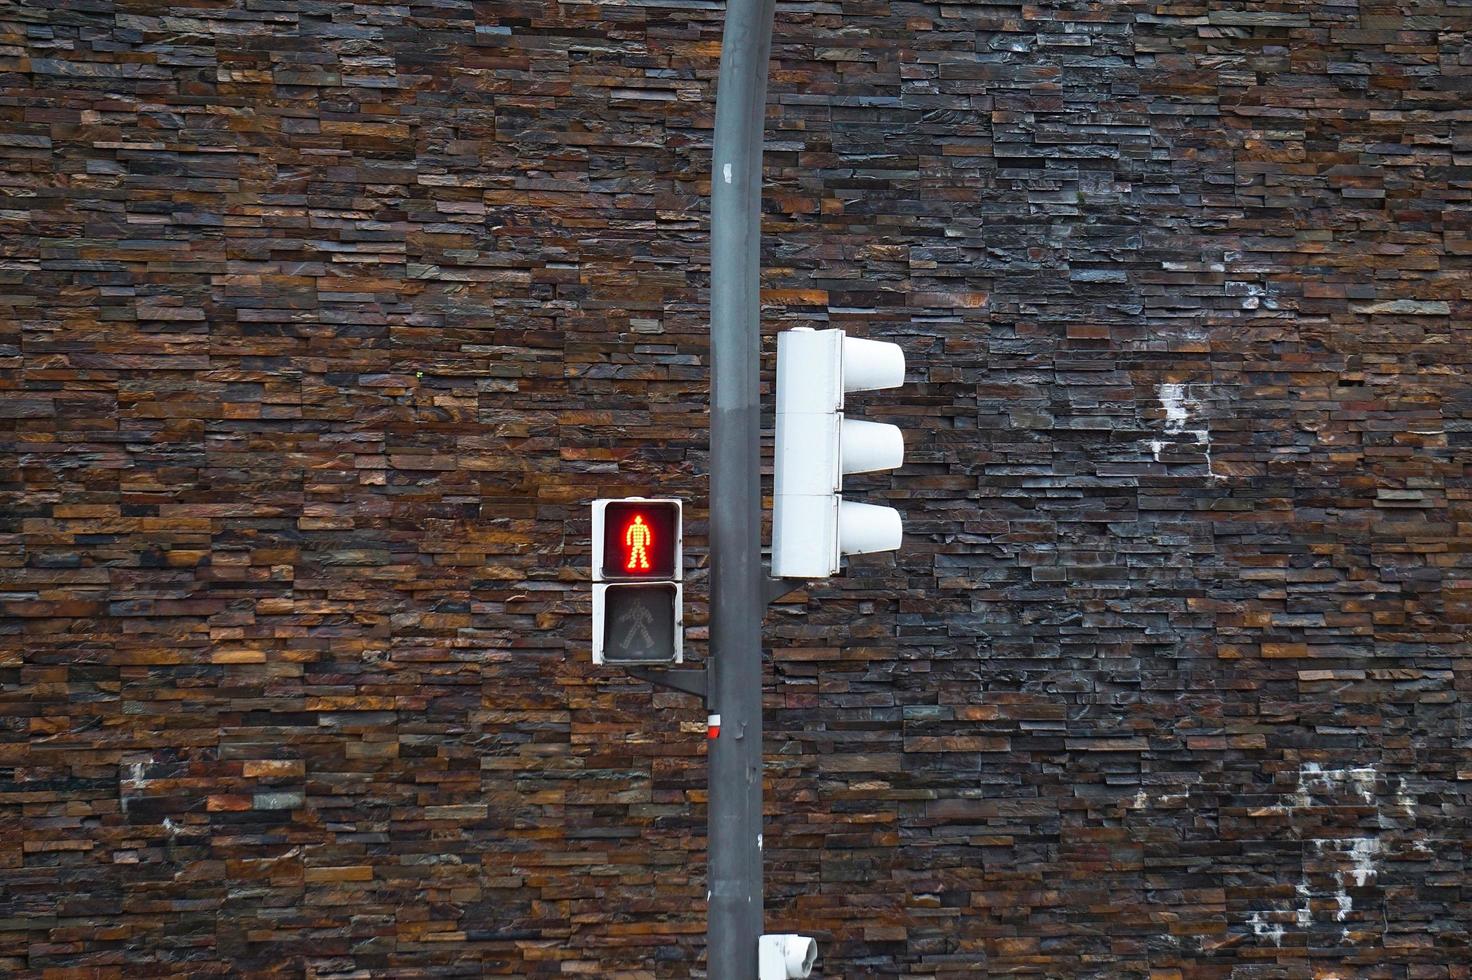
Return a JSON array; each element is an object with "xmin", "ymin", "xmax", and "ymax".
[{"xmin": 2, "ymin": 0, "xmax": 1469, "ymax": 976}]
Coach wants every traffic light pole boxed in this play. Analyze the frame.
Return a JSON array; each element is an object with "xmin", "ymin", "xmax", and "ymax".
[{"xmin": 707, "ymin": 0, "xmax": 777, "ymax": 974}]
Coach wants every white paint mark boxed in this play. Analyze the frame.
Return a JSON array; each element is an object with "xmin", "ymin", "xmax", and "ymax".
[
  {"xmin": 757, "ymin": 834, "xmax": 763, "ymax": 851},
  {"xmin": 1149, "ymin": 382, "xmax": 1219, "ymax": 478},
  {"xmin": 1159, "ymin": 382, "xmax": 1193, "ymax": 432},
  {"xmin": 1395, "ymin": 776, "xmax": 1415, "ymax": 814},
  {"xmin": 1347, "ymin": 837, "xmax": 1380, "ymax": 887},
  {"xmin": 1258, "ymin": 765, "xmax": 1390, "ymax": 941},
  {"xmin": 1294, "ymin": 880, "xmax": 1312, "ymax": 927},
  {"xmin": 1297, "ymin": 763, "xmax": 1376, "ymax": 805},
  {"xmin": 1311, "ymin": 835, "xmax": 1381, "ymax": 923},
  {"xmin": 120, "ymin": 762, "xmax": 148, "ymax": 816},
  {"xmin": 723, "ymin": 163, "xmax": 732, "ymax": 184},
  {"xmin": 1246, "ymin": 910, "xmax": 1283, "ymax": 946}
]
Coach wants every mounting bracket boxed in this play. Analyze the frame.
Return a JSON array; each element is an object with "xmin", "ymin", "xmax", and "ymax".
[{"xmin": 627, "ymin": 666, "xmax": 708, "ymax": 703}]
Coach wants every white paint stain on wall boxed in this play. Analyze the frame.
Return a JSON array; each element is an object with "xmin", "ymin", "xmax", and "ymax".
[
  {"xmin": 1311, "ymin": 836, "xmax": 1380, "ymax": 926},
  {"xmin": 1246, "ymin": 910, "xmax": 1284, "ymax": 946},
  {"xmin": 1149, "ymin": 382, "xmax": 1219, "ymax": 479},
  {"xmin": 1394, "ymin": 776, "xmax": 1416, "ymax": 815},
  {"xmin": 1346, "ymin": 837, "xmax": 1380, "ymax": 887},
  {"xmin": 1295, "ymin": 763, "xmax": 1377, "ymax": 807},
  {"xmin": 1158, "ymin": 382, "xmax": 1194, "ymax": 431},
  {"xmin": 1244, "ymin": 764, "xmax": 1386, "ymax": 945}
]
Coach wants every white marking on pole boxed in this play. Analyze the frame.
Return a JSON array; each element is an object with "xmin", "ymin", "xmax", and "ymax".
[{"xmin": 723, "ymin": 163, "xmax": 732, "ymax": 183}]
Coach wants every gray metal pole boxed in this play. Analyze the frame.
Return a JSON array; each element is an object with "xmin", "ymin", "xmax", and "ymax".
[{"xmin": 707, "ymin": 0, "xmax": 776, "ymax": 975}]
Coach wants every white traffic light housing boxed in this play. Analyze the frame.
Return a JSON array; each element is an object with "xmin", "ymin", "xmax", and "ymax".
[
  {"xmin": 772, "ymin": 328, "xmax": 905, "ymax": 578},
  {"xmin": 591, "ymin": 498, "xmax": 683, "ymax": 665},
  {"xmin": 759, "ymin": 934, "xmax": 818, "ymax": 979}
]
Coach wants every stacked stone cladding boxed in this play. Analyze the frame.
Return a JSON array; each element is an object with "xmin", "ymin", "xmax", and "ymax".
[{"xmin": 0, "ymin": 0, "xmax": 1468, "ymax": 975}]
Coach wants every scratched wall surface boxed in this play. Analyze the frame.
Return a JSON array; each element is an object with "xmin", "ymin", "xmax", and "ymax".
[{"xmin": 1, "ymin": 0, "xmax": 1469, "ymax": 976}]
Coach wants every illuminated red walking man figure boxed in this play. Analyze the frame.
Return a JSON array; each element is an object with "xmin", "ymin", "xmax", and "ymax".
[{"xmin": 624, "ymin": 515, "xmax": 652, "ymax": 572}]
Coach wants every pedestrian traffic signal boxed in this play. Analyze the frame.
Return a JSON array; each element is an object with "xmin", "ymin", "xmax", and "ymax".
[
  {"xmin": 772, "ymin": 328, "xmax": 905, "ymax": 578},
  {"xmin": 592, "ymin": 498, "xmax": 683, "ymax": 664},
  {"xmin": 596, "ymin": 499, "xmax": 680, "ymax": 580}
]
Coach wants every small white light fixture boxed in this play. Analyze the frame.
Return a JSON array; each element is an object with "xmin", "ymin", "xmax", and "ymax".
[{"xmin": 759, "ymin": 933, "xmax": 817, "ymax": 979}]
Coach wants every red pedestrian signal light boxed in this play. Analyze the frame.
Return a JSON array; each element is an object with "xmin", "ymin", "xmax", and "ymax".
[
  {"xmin": 596, "ymin": 499, "xmax": 679, "ymax": 581},
  {"xmin": 623, "ymin": 514, "xmax": 653, "ymax": 572}
]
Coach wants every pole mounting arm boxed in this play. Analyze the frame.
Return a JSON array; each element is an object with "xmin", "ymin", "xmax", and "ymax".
[
  {"xmin": 626, "ymin": 665, "xmax": 708, "ymax": 703},
  {"xmin": 763, "ymin": 574, "xmax": 809, "ymax": 605}
]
